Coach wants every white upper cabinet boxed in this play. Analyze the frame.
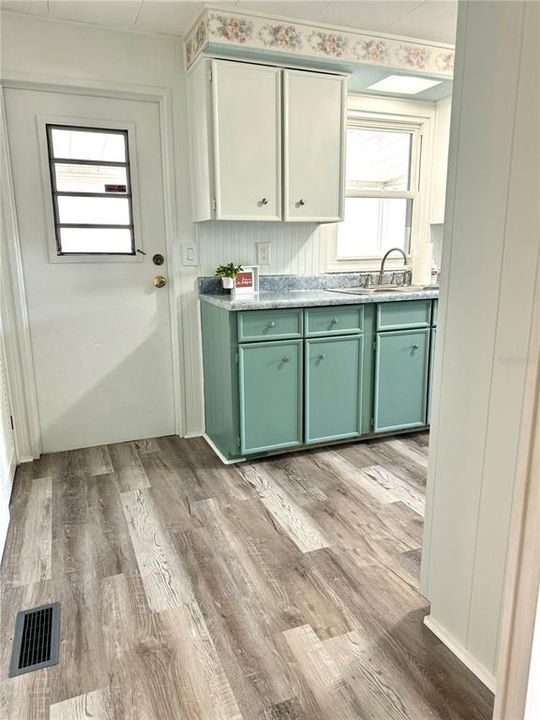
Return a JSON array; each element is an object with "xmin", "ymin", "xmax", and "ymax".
[
  {"xmin": 212, "ymin": 61, "xmax": 281, "ymax": 221},
  {"xmin": 284, "ymin": 70, "xmax": 346, "ymax": 222},
  {"xmin": 187, "ymin": 58, "xmax": 346, "ymax": 223}
]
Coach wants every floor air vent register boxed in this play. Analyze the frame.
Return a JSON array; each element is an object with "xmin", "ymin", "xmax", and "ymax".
[{"xmin": 9, "ymin": 603, "xmax": 60, "ymax": 677}]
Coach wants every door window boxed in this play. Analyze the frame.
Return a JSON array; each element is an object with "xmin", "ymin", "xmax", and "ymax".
[{"xmin": 46, "ymin": 125, "xmax": 136, "ymax": 255}]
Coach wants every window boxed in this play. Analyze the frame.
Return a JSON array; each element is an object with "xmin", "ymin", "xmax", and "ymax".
[
  {"xmin": 46, "ymin": 125, "xmax": 135, "ymax": 255},
  {"xmin": 334, "ymin": 109, "xmax": 426, "ymax": 266}
]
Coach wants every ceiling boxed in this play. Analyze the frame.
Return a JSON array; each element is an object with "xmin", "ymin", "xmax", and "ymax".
[{"xmin": 0, "ymin": 1, "xmax": 458, "ymax": 45}]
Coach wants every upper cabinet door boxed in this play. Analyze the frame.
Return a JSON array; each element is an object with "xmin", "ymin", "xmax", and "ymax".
[
  {"xmin": 284, "ymin": 70, "xmax": 346, "ymax": 222},
  {"xmin": 212, "ymin": 60, "xmax": 281, "ymax": 221}
]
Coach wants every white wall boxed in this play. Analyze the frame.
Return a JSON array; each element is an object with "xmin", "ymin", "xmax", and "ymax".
[
  {"xmin": 198, "ymin": 220, "xmax": 332, "ymax": 275},
  {"xmin": 430, "ymin": 96, "xmax": 451, "ymax": 225},
  {"xmin": 525, "ymin": 588, "xmax": 540, "ymax": 719},
  {"xmin": 421, "ymin": 0, "xmax": 540, "ymax": 689},
  {"xmin": 0, "ymin": 216, "xmax": 16, "ymax": 558}
]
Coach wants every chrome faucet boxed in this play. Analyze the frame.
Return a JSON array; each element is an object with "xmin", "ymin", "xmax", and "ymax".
[{"xmin": 378, "ymin": 247, "xmax": 409, "ymax": 286}]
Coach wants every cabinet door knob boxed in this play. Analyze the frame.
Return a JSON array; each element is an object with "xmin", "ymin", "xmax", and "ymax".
[
  {"xmin": 318, "ymin": 353, "xmax": 327, "ymax": 361},
  {"xmin": 331, "ymin": 318, "xmax": 339, "ymax": 325},
  {"xmin": 268, "ymin": 321, "xmax": 276, "ymax": 328},
  {"xmin": 282, "ymin": 355, "xmax": 290, "ymax": 363},
  {"xmin": 412, "ymin": 344, "xmax": 420, "ymax": 350},
  {"xmin": 298, "ymin": 199, "xmax": 305, "ymax": 206},
  {"xmin": 261, "ymin": 197, "xmax": 269, "ymax": 206}
]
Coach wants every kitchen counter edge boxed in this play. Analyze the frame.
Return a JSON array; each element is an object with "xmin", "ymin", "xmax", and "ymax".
[{"xmin": 199, "ymin": 287, "xmax": 439, "ymax": 311}]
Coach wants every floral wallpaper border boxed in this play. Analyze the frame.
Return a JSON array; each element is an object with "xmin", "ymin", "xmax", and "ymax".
[{"xmin": 185, "ymin": 9, "xmax": 454, "ymax": 76}]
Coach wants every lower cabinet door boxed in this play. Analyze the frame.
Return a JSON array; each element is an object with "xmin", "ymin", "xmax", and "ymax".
[
  {"xmin": 305, "ymin": 335, "xmax": 363, "ymax": 444},
  {"xmin": 239, "ymin": 340, "xmax": 302, "ymax": 454},
  {"xmin": 428, "ymin": 328, "xmax": 437, "ymax": 423},
  {"xmin": 374, "ymin": 329, "xmax": 430, "ymax": 432}
]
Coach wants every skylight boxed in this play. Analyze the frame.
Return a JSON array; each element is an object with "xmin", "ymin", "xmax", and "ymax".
[{"xmin": 366, "ymin": 75, "xmax": 442, "ymax": 95}]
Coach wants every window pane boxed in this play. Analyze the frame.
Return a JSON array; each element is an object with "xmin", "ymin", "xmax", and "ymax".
[
  {"xmin": 54, "ymin": 164, "xmax": 128, "ymax": 194},
  {"xmin": 59, "ymin": 228, "xmax": 133, "ymax": 254},
  {"xmin": 57, "ymin": 196, "xmax": 130, "ymax": 225},
  {"xmin": 337, "ymin": 197, "xmax": 412, "ymax": 258},
  {"xmin": 50, "ymin": 128, "xmax": 126, "ymax": 162},
  {"xmin": 346, "ymin": 128, "xmax": 412, "ymax": 192}
]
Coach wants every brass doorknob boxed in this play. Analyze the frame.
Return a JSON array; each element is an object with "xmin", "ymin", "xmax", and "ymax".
[{"xmin": 153, "ymin": 275, "xmax": 167, "ymax": 288}]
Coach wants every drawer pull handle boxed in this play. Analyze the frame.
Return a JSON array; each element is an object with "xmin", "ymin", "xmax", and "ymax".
[
  {"xmin": 331, "ymin": 318, "xmax": 339, "ymax": 325},
  {"xmin": 298, "ymin": 199, "xmax": 305, "ymax": 207},
  {"xmin": 267, "ymin": 321, "xmax": 276, "ymax": 328},
  {"xmin": 282, "ymin": 355, "xmax": 290, "ymax": 363},
  {"xmin": 260, "ymin": 198, "xmax": 269, "ymax": 206},
  {"xmin": 318, "ymin": 353, "xmax": 327, "ymax": 361},
  {"xmin": 412, "ymin": 344, "xmax": 420, "ymax": 350}
]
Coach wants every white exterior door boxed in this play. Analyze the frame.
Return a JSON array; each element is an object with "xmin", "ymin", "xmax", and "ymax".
[
  {"xmin": 212, "ymin": 60, "xmax": 281, "ymax": 221},
  {"xmin": 284, "ymin": 70, "xmax": 345, "ymax": 222},
  {"xmin": 4, "ymin": 88, "xmax": 176, "ymax": 453}
]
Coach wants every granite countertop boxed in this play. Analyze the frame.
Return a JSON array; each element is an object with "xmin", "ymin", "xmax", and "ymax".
[{"xmin": 200, "ymin": 287, "xmax": 439, "ymax": 311}]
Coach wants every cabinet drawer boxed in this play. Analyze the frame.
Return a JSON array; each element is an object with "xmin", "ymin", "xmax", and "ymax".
[
  {"xmin": 237, "ymin": 309, "xmax": 303, "ymax": 342},
  {"xmin": 305, "ymin": 305, "xmax": 363, "ymax": 337},
  {"xmin": 377, "ymin": 300, "xmax": 432, "ymax": 330},
  {"xmin": 432, "ymin": 299, "xmax": 438, "ymax": 326}
]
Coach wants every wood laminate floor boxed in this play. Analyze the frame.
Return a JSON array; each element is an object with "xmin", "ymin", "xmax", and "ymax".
[{"xmin": 0, "ymin": 433, "xmax": 494, "ymax": 720}]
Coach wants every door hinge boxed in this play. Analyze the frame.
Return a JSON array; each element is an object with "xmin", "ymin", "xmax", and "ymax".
[
  {"xmin": 208, "ymin": 67, "xmax": 213, "ymax": 83},
  {"xmin": 234, "ymin": 351, "xmax": 239, "ymax": 365},
  {"xmin": 236, "ymin": 435, "xmax": 241, "ymax": 448},
  {"xmin": 373, "ymin": 339, "xmax": 377, "ymax": 350},
  {"xmin": 212, "ymin": 197, "xmax": 217, "ymax": 212},
  {"xmin": 9, "ymin": 415, "xmax": 14, "ymax": 430}
]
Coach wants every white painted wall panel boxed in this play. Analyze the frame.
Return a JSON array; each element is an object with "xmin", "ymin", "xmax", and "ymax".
[
  {"xmin": 430, "ymin": 96, "xmax": 451, "ymax": 224},
  {"xmin": 526, "ymin": 589, "xmax": 540, "ymax": 720},
  {"xmin": 422, "ymin": 0, "xmax": 539, "ymax": 686},
  {"xmin": 197, "ymin": 221, "xmax": 331, "ymax": 276}
]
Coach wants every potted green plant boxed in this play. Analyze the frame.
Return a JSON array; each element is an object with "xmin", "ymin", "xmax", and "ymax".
[{"xmin": 215, "ymin": 263, "xmax": 243, "ymax": 290}]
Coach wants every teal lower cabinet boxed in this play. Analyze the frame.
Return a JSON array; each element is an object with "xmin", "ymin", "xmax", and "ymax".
[
  {"xmin": 428, "ymin": 328, "xmax": 437, "ymax": 422},
  {"xmin": 374, "ymin": 328, "xmax": 430, "ymax": 432},
  {"xmin": 201, "ymin": 299, "xmax": 436, "ymax": 461},
  {"xmin": 238, "ymin": 339, "xmax": 303, "ymax": 454},
  {"xmin": 305, "ymin": 335, "xmax": 363, "ymax": 444}
]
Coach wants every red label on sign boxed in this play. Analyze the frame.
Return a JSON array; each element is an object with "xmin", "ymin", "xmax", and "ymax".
[{"xmin": 235, "ymin": 272, "xmax": 253, "ymax": 288}]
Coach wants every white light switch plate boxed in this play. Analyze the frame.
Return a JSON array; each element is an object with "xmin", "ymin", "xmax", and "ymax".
[
  {"xmin": 181, "ymin": 243, "xmax": 198, "ymax": 266},
  {"xmin": 257, "ymin": 242, "xmax": 271, "ymax": 265}
]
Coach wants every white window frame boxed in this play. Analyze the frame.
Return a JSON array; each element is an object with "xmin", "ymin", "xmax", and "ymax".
[{"xmin": 327, "ymin": 94, "xmax": 436, "ymax": 273}]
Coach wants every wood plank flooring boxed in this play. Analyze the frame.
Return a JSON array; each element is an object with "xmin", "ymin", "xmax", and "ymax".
[{"xmin": 0, "ymin": 433, "xmax": 494, "ymax": 719}]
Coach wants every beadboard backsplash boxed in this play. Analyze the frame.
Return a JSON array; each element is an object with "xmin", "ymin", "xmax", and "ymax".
[
  {"xmin": 197, "ymin": 221, "xmax": 333, "ymax": 276},
  {"xmin": 197, "ymin": 220, "xmax": 444, "ymax": 277}
]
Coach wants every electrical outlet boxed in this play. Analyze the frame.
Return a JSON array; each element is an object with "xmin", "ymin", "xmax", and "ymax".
[
  {"xmin": 257, "ymin": 242, "xmax": 271, "ymax": 265},
  {"xmin": 181, "ymin": 243, "xmax": 198, "ymax": 266}
]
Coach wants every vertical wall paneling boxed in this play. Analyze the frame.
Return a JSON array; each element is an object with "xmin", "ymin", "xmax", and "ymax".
[
  {"xmin": 421, "ymin": 0, "xmax": 539, "ymax": 686},
  {"xmin": 198, "ymin": 221, "xmax": 332, "ymax": 276}
]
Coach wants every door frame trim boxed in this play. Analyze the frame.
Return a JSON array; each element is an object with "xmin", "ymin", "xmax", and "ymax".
[{"xmin": 0, "ymin": 75, "xmax": 186, "ymax": 458}]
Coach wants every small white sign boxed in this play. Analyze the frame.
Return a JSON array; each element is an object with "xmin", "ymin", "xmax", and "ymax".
[{"xmin": 233, "ymin": 266, "xmax": 259, "ymax": 299}]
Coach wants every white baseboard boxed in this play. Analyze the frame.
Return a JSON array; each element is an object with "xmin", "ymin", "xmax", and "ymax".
[
  {"xmin": 184, "ymin": 431, "xmax": 204, "ymax": 439},
  {"xmin": 202, "ymin": 434, "xmax": 245, "ymax": 465},
  {"xmin": 423, "ymin": 615, "xmax": 496, "ymax": 692}
]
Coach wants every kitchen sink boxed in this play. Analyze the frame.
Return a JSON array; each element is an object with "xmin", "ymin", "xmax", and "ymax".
[{"xmin": 326, "ymin": 285, "xmax": 438, "ymax": 296}]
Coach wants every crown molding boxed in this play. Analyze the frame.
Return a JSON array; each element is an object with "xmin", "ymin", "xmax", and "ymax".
[{"xmin": 185, "ymin": 6, "xmax": 455, "ymax": 77}]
